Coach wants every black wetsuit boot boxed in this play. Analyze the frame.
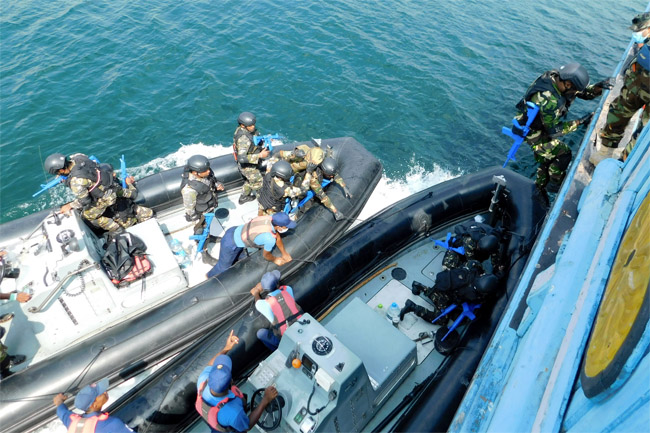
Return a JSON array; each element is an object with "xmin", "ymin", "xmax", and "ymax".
[{"xmin": 399, "ymin": 299, "xmax": 440, "ymax": 322}]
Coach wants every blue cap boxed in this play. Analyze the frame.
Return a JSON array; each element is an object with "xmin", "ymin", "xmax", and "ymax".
[
  {"xmin": 75, "ymin": 378, "xmax": 109, "ymax": 412},
  {"xmin": 261, "ymin": 270, "xmax": 281, "ymax": 291},
  {"xmin": 208, "ymin": 355, "xmax": 232, "ymax": 393},
  {"xmin": 271, "ymin": 212, "xmax": 296, "ymax": 229}
]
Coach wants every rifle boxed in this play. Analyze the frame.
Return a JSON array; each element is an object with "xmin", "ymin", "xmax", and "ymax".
[
  {"xmin": 502, "ymin": 101, "xmax": 540, "ymax": 167},
  {"xmin": 120, "ymin": 155, "xmax": 127, "ymax": 188},
  {"xmin": 284, "ymin": 179, "xmax": 333, "ymax": 214},
  {"xmin": 32, "ymin": 176, "xmax": 67, "ymax": 198},
  {"xmin": 189, "ymin": 213, "xmax": 215, "ymax": 258},
  {"xmin": 433, "ymin": 232, "xmax": 465, "ymax": 255},
  {"xmin": 253, "ymin": 134, "xmax": 283, "ymax": 152}
]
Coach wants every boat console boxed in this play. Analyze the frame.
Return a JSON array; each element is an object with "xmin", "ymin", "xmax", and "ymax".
[
  {"xmin": 0, "ymin": 211, "xmax": 186, "ymax": 368},
  {"xmin": 242, "ymin": 298, "xmax": 417, "ymax": 432}
]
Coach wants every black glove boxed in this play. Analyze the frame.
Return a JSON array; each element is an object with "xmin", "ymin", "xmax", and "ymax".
[
  {"xmin": 343, "ymin": 186, "xmax": 352, "ymax": 199},
  {"xmin": 594, "ymin": 78, "xmax": 614, "ymax": 90},
  {"xmin": 576, "ymin": 112, "xmax": 594, "ymax": 126},
  {"xmin": 306, "ymin": 163, "xmax": 317, "ymax": 174},
  {"xmin": 334, "ymin": 211, "xmax": 344, "ymax": 221}
]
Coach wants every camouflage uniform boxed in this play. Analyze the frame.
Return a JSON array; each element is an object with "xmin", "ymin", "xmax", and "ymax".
[
  {"xmin": 233, "ymin": 126, "xmax": 264, "ymax": 196},
  {"xmin": 109, "ymin": 184, "xmax": 153, "ymax": 229},
  {"xmin": 600, "ymin": 42, "xmax": 650, "ymax": 157},
  {"xmin": 66, "ymin": 155, "xmax": 149, "ymax": 231},
  {"xmin": 276, "ymin": 145, "xmax": 347, "ymax": 215},
  {"xmin": 517, "ymin": 73, "xmax": 601, "ymax": 189}
]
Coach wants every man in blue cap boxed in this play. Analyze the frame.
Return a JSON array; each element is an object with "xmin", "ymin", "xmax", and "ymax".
[
  {"xmin": 196, "ymin": 330, "xmax": 278, "ymax": 432},
  {"xmin": 206, "ymin": 212, "xmax": 296, "ymax": 278},
  {"xmin": 53, "ymin": 378, "xmax": 133, "ymax": 432},
  {"xmin": 251, "ymin": 270, "xmax": 303, "ymax": 350}
]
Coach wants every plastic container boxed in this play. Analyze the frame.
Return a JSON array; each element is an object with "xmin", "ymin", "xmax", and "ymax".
[
  {"xmin": 170, "ymin": 239, "xmax": 191, "ymax": 268},
  {"xmin": 386, "ymin": 302, "xmax": 401, "ymax": 328},
  {"xmin": 374, "ymin": 303, "xmax": 385, "ymax": 317}
]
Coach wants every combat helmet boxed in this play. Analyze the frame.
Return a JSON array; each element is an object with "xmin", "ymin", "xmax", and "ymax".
[
  {"xmin": 629, "ymin": 12, "xmax": 650, "ymax": 32},
  {"xmin": 44, "ymin": 153, "xmax": 68, "ymax": 175},
  {"xmin": 238, "ymin": 112, "xmax": 256, "ymax": 127},
  {"xmin": 270, "ymin": 160, "xmax": 293, "ymax": 181},
  {"xmin": 558, "ymin": 63, "xmax": 590, "ymax": 92},
  {"xmin": 187, "ymin": 155, "xmax": 210, "ymax": 173},
  {"xmin": 474, "ymin": 274, "xmax": 499, "ymax": 295},
  {"xmin": 320, "ymin": 157, "xmax": 338, "ymax": 177},
  {"xmin": 478, "ymin": 234, "xmax": 499, "ymax": 254}
]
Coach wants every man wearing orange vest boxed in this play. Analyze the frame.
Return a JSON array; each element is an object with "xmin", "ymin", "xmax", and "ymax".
[
  {"xmin": 53, "ymin": 378, "xmax": 133, "ymax": 433},
  {"xmin": 206, "ymin": 212, "xmax": 295, "ymax": 278},
  {"xmin": 196, "ymin": 330, "xmax": 278, "ymax": 432},
  {"xmin": 250, "ymin": 270, "xmax": 303, "ymax": 350}
]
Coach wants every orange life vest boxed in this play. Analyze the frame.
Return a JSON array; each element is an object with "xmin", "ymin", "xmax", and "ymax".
[
  {"xmin": 267, "ymin": 286, "xmax": 303, "ymax": 336},
  {"xmin": 240, "ymin": 216, "xmax": 276, "ymax": 248},
  {"xmin": 67, "ymin": 413, "xmax": 109, "ymax": 433},
  {"xmin": 195, "ymin": 381, "xmax": 244, "ymax": 432}
]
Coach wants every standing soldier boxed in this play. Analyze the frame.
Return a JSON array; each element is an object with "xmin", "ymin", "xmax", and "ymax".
[
  {"xmin": 232, "ymin": 112, "xmax": 269, "ymax": 204},
  {"xmin": 257, "ymin": 160, "xmax": 312, "ymax": 216},
  {"xmin": 514, "ymin": 63, "xmax": 606, "ymax": 193},
  {"xmin": 44, "ymin": 153, "xmax": 152, "ymax": 232},
  {"xmin": 595, "ymin": 13, "xmax": 650, "ymax": 163},
  {"xmin": 181, "ymin": 155, "xmax": 224, "ymax": 265}
]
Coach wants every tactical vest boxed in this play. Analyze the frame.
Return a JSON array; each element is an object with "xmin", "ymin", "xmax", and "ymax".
[
  {"xmin": 181, "ymin": 171, "xmax": 219, "ymax": 213},
  {"xmin": 258, "ymin": 172, "xmax": 287, "ymax": 212},
  {"xmin": 67, "ymin": 413, "xmax": 109, "ymax": 433},
  {"xmin": 266, "ymin": 286, "xmax": 303, "ymax": 337},
  {"xmin": 516, "ymin": 71, "xmax": 567, "ymax": 133},
  {"xmin": 240, "ymin": 216, "xmax": 276, "ymax": 249},
  {"xmin": 434, "ymin": 260, "xmax": 483, "ymax": 302},
  {"xmin": 232, "ymin": 127, "xmax": 261, "ymax": 167},
  {"xmin": 195, "ymin": 381, "xmax": 244, "ymax": 432},
  {"xmin": 65, "ymin": 155, "xmax": 115, "ymax": 206}
]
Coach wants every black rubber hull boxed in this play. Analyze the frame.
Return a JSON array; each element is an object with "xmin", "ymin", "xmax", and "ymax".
[
  {"xmin": 106, "ymin": 167, "xmax": 547, "ymax": 432},
  {"xmin": 0, "ymin": 137, "xmax": 382, "ymax": 433}
]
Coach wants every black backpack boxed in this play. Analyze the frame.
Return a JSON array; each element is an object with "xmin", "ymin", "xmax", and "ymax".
[{"xmin": 101, "ymin": 232, "xmax": 152, "ymax": 287}]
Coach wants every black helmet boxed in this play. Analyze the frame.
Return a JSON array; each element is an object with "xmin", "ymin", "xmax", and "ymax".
[
  {"xmin": 187, "ymin": 155, "xmax": 210, "ymax": 173},
  {"xmin": 44, "ymin": 153, "xmax": 67, "ymax": 175},
  {"xmin": 478, "ymin": 234, "xmax": 499, "ymax": 254},
  {"xmin": 320, "ymin": 157, "xmax": 338, "ymax": 177},
  {"xmin": 237, "ymin": 112, "xmax": 256, "ymax": 127},
  {"xmin": 474, "ymin": 274, "xmax": 499, "ymax": 294},
  {"xmin": 270, "ymin": 160, "xmax": 292, "ymax": 181},
  {"xmin": 558, "ymin": 63, "xmax": 589, "ymax": 92}
]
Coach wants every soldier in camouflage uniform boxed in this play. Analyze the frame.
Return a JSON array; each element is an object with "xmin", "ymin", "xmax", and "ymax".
[
  {"xmin": 232, "ymin": 112, "xmax": 269, "ymax": 204},
  {"xmin": 515, "ymin": 63, "xmax": 605, "ymax": 192},
  {"xmin": 257, "ymin": 160, "xmax": 312, "ymax": 216},
  {"xmin": 274, "ymin": 145, "xmax": 351, "ymax": 220},
  {"xmin": 44, "ymin": 153, "xmax": 151, "ymax": 232},
  {"xmin": 597, "ymin": 13, "xmax": 650, "ymax": 161},
  {"xmin": 107, "ymin": 181, "xmax": 154, "ymax": 229}
]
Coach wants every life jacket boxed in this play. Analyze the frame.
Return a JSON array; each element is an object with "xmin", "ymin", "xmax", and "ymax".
[
  {"xmin": 258, "ymin": 172, "xmax": 287, "ymax": 212},
  {"xmin": 636, "ymin": 42, "xmax": 650, "ymax": 71},
  {"xmin": 516, "ymin": 71, "xmax": 567, "ymax": 133},
  {"xmin": 67, "ymin": 413, "xmax": 109, "ymax": 433},
  {"xmin": 454, "ymin": 222, "xmax": 500, "ymax": 244},
  {"xmin": 66, "ymin": 155, "xmax": 115, "ymax": 204},
  {"xmin": 240, "ymin": 216, "xmax": 276, "ymax": 249},
  {"xmin": 266, "ymin": 286, "xmax": 303, "ymax": 336},
  {"xmin": 181, "ymin": 170, "xmax": 219, "ymax": 213},
  {"xmin": 232, "ymin": 126, "xmax": 261, "ymax": 167},
  {"xmin": 195, "ymin": 381, "xmax": 244, "ymax": 432}
]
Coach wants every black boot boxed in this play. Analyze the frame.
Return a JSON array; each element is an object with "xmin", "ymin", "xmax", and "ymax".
[
  {"xmin": 411, "ymin": 281, "xmax": 430, "ymax": 296},
  {"xmin": 400, "ymin": 299, "xmax": 441, "ymax": 322},
  {"xmin": 238, "ymin": 192, "xmax": 256, "ymax": 205},
  {"xmin": 201, "ymin": 250, "xmax": 218, "ymax": 266}
]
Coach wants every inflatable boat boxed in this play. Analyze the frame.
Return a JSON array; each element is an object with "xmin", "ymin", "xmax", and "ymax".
[
  {"xmin": 0, "ymin": 137, "xmax": 382, "ymax": 433},
  {"xmin": 104, "ymin": 167, "xmax": 548, "ymax": 432}
]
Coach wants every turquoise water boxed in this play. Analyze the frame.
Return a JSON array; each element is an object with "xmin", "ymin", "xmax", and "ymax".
[{"xmin": 0, "ymin": 0, "xmax": 642, "ymax": 223}]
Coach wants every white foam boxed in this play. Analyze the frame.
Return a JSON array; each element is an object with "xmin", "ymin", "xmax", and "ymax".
[{"xmin": 356, "ymin": 162, "xmax": 459, "ymax": 222}]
